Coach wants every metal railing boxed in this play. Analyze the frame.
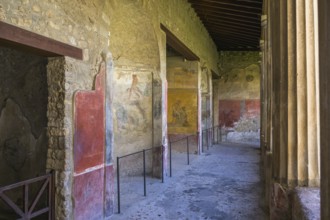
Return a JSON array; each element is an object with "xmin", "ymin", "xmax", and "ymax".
[
  {"xmin": 116, "ymin": 126, "xmax": 223, "ymax": 214},
  {"xmin": 201, "ymin": 125, "xmax": 223, "ymax": 152},
  {"xmin": 116, "ymin": 145, "xmax": 164, "ymax": 214},
  {"xmin": 0, "ymin": 171, "xmax": 55, "ymax": 220},
  {"xmin": 168, "ymin": 133, "xmax": 199, "ymax": 177}
]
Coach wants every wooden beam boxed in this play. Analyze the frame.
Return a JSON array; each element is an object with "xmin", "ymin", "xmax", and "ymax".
[
  {"xmin": 196, "ymin": 12, "xmax": 261, "ymax": 25},
  {"xmin": 205, "ymin": 23, "xmax": 261, "ymax": 34},
  {"xmin": 160, "ymin": 24, "xmax": 199, "ymax": 61},
  {"xmin": 219, "ymin": 47, "xmax": 260, "ymax": 51},
  {"xmin": 193, "ymin": 4, "xmax": 262, "ymax": 18},
  {"xmin": 208, "ymin": 25, "xmax": 261, "ymax": 36},
  {"xmin": 211, "ymin": 69, "xmax": 220, "ymax": 79},
  {"xmin": 216, "ymin": 41, "xmax": 255, "ymax": 47},
  {"xmin": 190, "ymin": 0, "xmax": 262, "ymax": 11},
  {"xmin": 214, "ymin": 38, "xmax": 254, "ymax": 46},
  {"xmin": 201, "ymin": 17, "xmax": 260, "ymax": 28},
  {"xmin": 207, "ymin": 27, "xmax": 261, "ymax": 38},
  {"xmin": 212, "ymin": 35, "xmax": 259, "ymax": 45},
  {"xmin": 0, "ymin": 21, "xmax": 83, "ymax": 59}
]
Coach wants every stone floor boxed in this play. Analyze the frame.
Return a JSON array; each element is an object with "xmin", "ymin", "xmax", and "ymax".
[{"xmin": 112, "ymin": 142, "xmax": 267, "ymax": 220}]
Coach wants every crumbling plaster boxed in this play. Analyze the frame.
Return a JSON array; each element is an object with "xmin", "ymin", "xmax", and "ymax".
[
  {"xmin": 109, "ymin": 0, "xmax": 218, "ymax": 161},
  {"xmin": 0, "ymin": 0, "xmax": 219, "ymax": 218},
  {"xmin": 216, "ymin": 51, "xmax": 261, "ymax": 142}
]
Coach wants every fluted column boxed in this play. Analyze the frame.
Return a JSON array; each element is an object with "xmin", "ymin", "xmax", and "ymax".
[
  {"xmin": 319, "ymin": 0, "xmax": 330, "ymax": 218},
  {"xmin": 296, "ymin": 0, "xmax": 308, "ymax": 186},
  {"xmin": 270, "ymin": 0, "xmax": 281, "ymax": 180},
  {"xmin": 306, "ymin": 0, "xmax": 319, "ymax": 186},
  {"xmin": 279, "ymin": 0, "xmax": 288, "ymax": 183},
  {"xmin": 287, "ymin": 0, "xmax": 298, "ymax": 187}
]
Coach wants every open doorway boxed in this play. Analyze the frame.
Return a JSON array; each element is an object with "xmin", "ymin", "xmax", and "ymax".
[
  {"xmin": 165, "ymin": 36, "xmax": 201, "ymax": 169},
  {"xmin": 0, "ymin": 46, "xmax": 49, "ymax": 219},
  {"xmin": 166, "ymin": 44, "xmax": 199, "ymax": 154},
  {"xmin": 0, "ymin": 21, "xmax": 83, "ymax": 219}
]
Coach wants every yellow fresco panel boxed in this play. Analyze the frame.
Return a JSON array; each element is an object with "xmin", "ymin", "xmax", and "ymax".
[{"xmin": 168, "ymin": 89, "xmax": 197, "ymax": 134}]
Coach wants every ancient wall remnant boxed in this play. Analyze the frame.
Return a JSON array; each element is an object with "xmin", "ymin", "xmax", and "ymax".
[
  {"xmin": 0, "ymin": 47, "xmax": 48, "ymax": 185},
  {"xmin": 0, "ymin": 0, "xmax": 219, "ymax": 218},
  {"xmin": 215, "ymin": 51, "xmax": 261, "ymax": 142}
]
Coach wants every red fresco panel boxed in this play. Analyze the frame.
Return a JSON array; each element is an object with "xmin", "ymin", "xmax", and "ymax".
[
  {"xmin": 74, "ymin": 168, "xmax": 104, "ymax": 220},
  {"xmin": 218, "ymin": 100, "xmax": 241, "ymax": 127},
  {"xmin": 104, "ymin": 165, "xmax": 115, "ymax": 218},
  {"xmin": 245, "ymin": 99, "xmax": 260, "ymax": 118},
  {"xmin": 74, "ymin": 64, "xmax": 105, "ymax": 174}
]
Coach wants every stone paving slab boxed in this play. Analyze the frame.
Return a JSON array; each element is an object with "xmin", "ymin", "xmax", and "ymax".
[{"xmin": 112, "ymin": 142, "xmax": 267, "ymax": 220}]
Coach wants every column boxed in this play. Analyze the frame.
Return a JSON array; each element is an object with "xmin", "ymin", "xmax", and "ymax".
[
  {"xmin": 279, "ymin": 0, "xmax": 288, "ymax": 183},
  {"xmin": 271, "ymin": 0, "xmax": 281, "ymax": 180},
  {"xmin": 287, "ymin": 0, "xmax": 298, "ymax": 187},
  {"xmin": 296, "ymin": 0, "xmax": 308, "ymax": 186},
  {"xmin": 306, "ymin": 0, "xmax": 319, "ymax": 186},
  {"xmin": 319, "ymin": 0, "xmax": 330, "ymax": 218}
]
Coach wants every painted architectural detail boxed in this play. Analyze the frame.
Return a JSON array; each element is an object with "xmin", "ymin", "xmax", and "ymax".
[
  {"xmin": 74, "ymin": 63, "xmax": 105, "ymax": 174},
  {"xmin": 73, "ymin": 62, "xmax": 114, "ymax": 219}
]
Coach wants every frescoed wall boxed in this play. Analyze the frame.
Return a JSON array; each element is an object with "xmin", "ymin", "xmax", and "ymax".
[
  {"xmin": 167, "ymin": 57, "xmax": 198, "ymax": 136},
  {"xmin": 215, "ymin": 51, "xmax": 260, "ymax": 142},
  {"xmin": 0, "ymin": 0, "xmax": 220, "ymax": 218},
  {"xmin": 73, "ymin": 61, "xmax": 114, "ymax": 219},
  {"xmin": 168, "ymin": 90, "xmax": 198, "ymax": 134}
]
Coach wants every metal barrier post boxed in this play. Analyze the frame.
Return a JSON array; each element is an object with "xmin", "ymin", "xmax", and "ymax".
[
  {"xmin": 48, "ymin": 171, "xmax": 54, "ymax": 220},
  {"xmin": 143, "ymin": 149, "xmax": 146, "ymax": 196},
  {"xmin": 117, "ymin": 157, "xmax": 121, "ymax": 213},
  {"xmin": 161, "ymin": 146, "xmax": 164, "ymax": 183},
  {"xmin": 220, "ymin": 127, "xmax": 222, "ymax": 142},
  {"xmin": 212, "ymin": 127, "xmax": 214, "ymax": 145},
  {"xmin": 170, "ymin": 142, "xmax": 172, "ymax": 177},
  {"xmin": 201, "ymin": 131, "xmax": 204, "ymax": 153},
  {"xmin": 197, "ymin": 131, "xmax": 200, "ymax": 155},
  {"xmin": 24, "ymin": 184, "xmax": 28, "ymax": 215},
  {"xmin": 187, "ymin": 136, "xmax": 190, "ymax": 165},
  {"xmin": 212, "ymin": 126, "xmax": 215, "ymax": 146},
  {"xmin": 207, "ymin": 129, "xmax": 209, "ymax": 150}
]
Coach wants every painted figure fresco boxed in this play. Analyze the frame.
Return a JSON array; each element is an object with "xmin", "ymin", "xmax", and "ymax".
[
  {"xmin": 168, "ymin": 90, "xmax": 197, "ymax": 134},
  {"xmin": 171, "ymin": 100, "xmax": 189, "ymax": 127},
  {"xmin": 127, "ymin": 74, "xmax": 142, "ymax": 99}
]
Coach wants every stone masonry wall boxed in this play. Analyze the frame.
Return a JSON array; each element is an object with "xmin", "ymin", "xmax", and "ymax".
[
  {"xmin": 0, "ymin": 0, "xmax": 219, "ymax": 218},
  {"xmin": 0, "ymin": 0, "xmax": 111, "ymax": 65},
  {"xmin": 0, "ymin": 1, "xmax": 113, "ymax": 219}
]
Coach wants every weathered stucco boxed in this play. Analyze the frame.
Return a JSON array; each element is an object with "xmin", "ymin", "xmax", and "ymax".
[
  {"xmin": 216, "ymin": 51, "xmax": 261, "ymax": 142},
  {"xmin": 218, "ymin": 52, "xmax": 260, "ymax": 100},
  {"xmin": 0, "ymin": 1, "xmax": 113, "ymax": 219},
  {"xmin": 109, "ymin": 0, "xmax": 218, "ymax": 162},
  {"xmin": 0, "ymin": 0, "xmax": 219, "ymax": 218}
]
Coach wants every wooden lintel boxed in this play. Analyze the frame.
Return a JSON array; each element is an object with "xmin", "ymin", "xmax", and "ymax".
[
  {"xmin": 0, "ymin": 21, "xmax": 83, "ymax": 60},
  {"xmin": 211, "ymin": 69, "xmax": 220, "ymax": 79},
  {"xmin": 161, "ymin": 24, "xmax": 200, "ymax": 61}
]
